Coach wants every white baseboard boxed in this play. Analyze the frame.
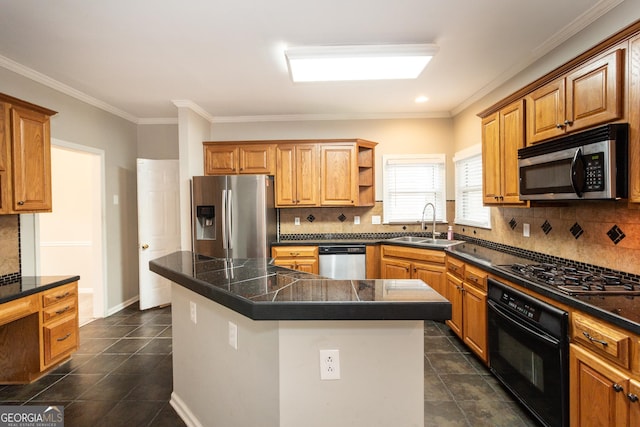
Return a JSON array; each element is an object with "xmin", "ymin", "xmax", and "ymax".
[
  {"xmin": 170, "ymin": 392, "xmax": 203, "ymax": 427},
  {"xmin": 106, "ymin": 295, "xmax": 139, "ymax": 316}
]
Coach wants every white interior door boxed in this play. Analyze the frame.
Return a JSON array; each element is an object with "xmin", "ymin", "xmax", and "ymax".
[{"xmin": 137, "ymin": 158, "xmax": 180, "ymax": 310}]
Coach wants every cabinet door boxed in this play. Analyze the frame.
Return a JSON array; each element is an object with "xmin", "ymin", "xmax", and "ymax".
[
  {"xmin": 630, "ymin": 379, "xmax": 640, "ymax": 427},
  {"xmin": 444, "ymin": 273, "xmax": 463, "ymax": 338},
  {"xmin": 0, "ymin": 102, "xmax": 9, "ymax": 214},
  {"xmin": 294, "ymin": 144, "xmax": 319, "ymax": 206},
  {"xmin": 481, "ymin": 112, "xmax": 501, "ymax": 204},
  {"xmin": 500, "ymin": 100, "xmax": 526, "ymax": 204},
  {"xmin": 239, "ymin": 144, "xmax": 274, "ymax": 174},
  {"xmin": 526, "ymin": 78, "xmax": 566, "ymax": 144},
  {"xmin": 570, "ymin": 344, "xmax": 629, "ymax": 427},
  {"xmin": 462, "ymin": 284, "xmax": 487, "ymax": 363},
  {"xmin": 413, "ymin": 262, "xmax": 446, "ymax": 297},
  {"xmin": 380, "ymin": 258, "xmax": 411, "ymax": 279},
  {"xmin": 204, "ymin": 145, "xmax": 238, "ymax": 175},
  {"xmin": 629, "ymin": 35, "xmax": 640, "ymax": 203},
  {"xmin": 320, "ymin": 144, "xmax": 357, "ymax": 206},
  {"xmin": 275, "ymin": 145, "xmax": 297, "ymax": 206},
  {"xmin": 295, "ymin": 259, "xmax": 318, "ymax": 275},
  {"xmin": 272, "ymin": 259, "xmax": 296, "ymax": 270},
  {"xmin": 10, "ymin": 106, "xmax": 52, "ymax": 212},
  {"xmin": 566, "ymin": 49, "xmax": 623, "ymax": 133}
]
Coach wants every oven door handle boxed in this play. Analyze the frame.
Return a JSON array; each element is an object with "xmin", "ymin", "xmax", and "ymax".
[{"xmin": 488, "ymin": 299, "xmax": 561, "ymax": 348}]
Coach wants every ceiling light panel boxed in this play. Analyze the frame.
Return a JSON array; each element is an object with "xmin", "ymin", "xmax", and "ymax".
[{"xmin": 285, "ymin": 44, "xmax": 438, "ymax": 82}]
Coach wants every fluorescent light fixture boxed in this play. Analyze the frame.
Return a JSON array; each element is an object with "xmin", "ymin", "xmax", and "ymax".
[
  {"xmin": 415, "ymin": 95, "xmax": 429, "ymax": 103},
  {"xmin": 284, "ymin": 44, "xmax": 438, "ymax": 82}
]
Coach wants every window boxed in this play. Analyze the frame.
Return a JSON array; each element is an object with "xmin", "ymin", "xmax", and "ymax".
[
  {"xmin": 382, "ymin": 154, "xmax": 446, "ymax": 224},
  {"xmin": 454, "ymin": 145, "xmax": 491, "ymax": 228}
]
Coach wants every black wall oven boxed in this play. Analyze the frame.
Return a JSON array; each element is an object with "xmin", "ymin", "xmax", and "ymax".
[{"xmin": 488, "ymin": 278, "xmax": 569, "ymax": 427}]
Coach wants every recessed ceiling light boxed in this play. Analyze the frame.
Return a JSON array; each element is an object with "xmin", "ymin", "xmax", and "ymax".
[
  {"xmin": 415, "ymin": 96, "xmax": 429, "ymax": 103},
  {"xmin": 284, "ymin": 44, "xmax": 438, "ymax": 82}
]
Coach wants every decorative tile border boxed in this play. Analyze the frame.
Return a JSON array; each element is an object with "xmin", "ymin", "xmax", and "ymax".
[{"xmin": 0, "ymin": 272, "xmax": 21, "ymax": 285}]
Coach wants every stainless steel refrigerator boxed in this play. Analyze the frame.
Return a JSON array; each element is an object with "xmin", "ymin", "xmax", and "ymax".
[{"xmin": 191, "ymin": 175, "xmax": 277, "ymax": 259}]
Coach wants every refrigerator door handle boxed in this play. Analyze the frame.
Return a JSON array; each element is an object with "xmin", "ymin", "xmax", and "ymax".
[
  {"xmin": 227, "ymin": 189, "xmax": 233, "ymax": 249},
  {"xmin": 221, "ymin": 189, "xmax": 228, "ymax": 249}
]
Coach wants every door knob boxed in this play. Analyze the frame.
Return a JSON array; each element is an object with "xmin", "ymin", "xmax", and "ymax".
[{"xmin": 141, "ymin": 244, "xmax": 149, "ymax": 250}]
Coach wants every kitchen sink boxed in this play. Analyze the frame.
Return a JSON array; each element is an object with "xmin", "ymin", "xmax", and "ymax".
[{"xmin": 386, "ymin": 236, "xmax": 464, "ymax": 248}]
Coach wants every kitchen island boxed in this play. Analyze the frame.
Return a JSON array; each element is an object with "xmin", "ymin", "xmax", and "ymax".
[{"xmin": 150, "ymin": 251, "xmax": 451, "ymax": 427}]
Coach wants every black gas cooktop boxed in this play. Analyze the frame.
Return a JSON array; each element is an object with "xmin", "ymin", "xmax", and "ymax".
[{"xmin": 495, "ymin": 262, "xmax": 640, "ymax": 296}]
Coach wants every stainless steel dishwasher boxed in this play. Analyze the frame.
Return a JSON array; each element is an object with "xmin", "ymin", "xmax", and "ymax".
[{"xmin": 318, "ymin": 245, "xmax": 366, "ymax": 279}]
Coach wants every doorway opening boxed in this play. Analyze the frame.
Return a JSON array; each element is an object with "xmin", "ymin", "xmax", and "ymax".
[{"xmin": 38, "ymin": 141, "xmax": 106, "ymax": 325}]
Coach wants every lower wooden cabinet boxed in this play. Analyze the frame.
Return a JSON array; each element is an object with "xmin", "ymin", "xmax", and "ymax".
[
  {"xmin": 379, "ymin": 245, "xmax": 446, "ymax": 296},
  {"xmin": 0, "ymin": 281, "xmax": 79, "ymax": 384},
  {"xmin": 570, "ymin": 343, "xmax": 636, "ymax": 427},
  {"xmin": 271, "ymin": 246, "xmax": 319, "ymax": 274},
  {"xmin": 445, "ymin": 256, "xmax": 488, "ymax": 364}
]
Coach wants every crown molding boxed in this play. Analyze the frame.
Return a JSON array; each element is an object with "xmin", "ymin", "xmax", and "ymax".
[
  {"xmin": 209, "ymin": 111, "xmax": 451, "ymax": 123},
  {"xmin": 0, "ymin": 54, "xmax": 139, "ymax": 123},
  {"xmin": 137, "ymin": 117, "xmax": 179, "ymax": 125}
]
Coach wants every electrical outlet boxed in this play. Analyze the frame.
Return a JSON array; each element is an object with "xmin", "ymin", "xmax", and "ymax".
[
  {"xmin": 319, "ymin": 349, "xmax": 341, "ymax": 380},
  {"xmin": 523, "ymin": 223, "xmax": 530, "ymax": 237},
  {"xmin": 371, "ymin": 215, "xmax": 381, "ymax": 225},
  {"xmin": 228, "ymin": 321, "xmax": 238, "ymax": 350},
  {"xmin": 354, "ymin": 215, "xmax": 360, "ymax": 225},
  {"xmin": 294, "ymin": 217, "xmax": 300, "ymax": 226},
  {"xmin": 190, "ymin": 301, "xmax": 197, "ymax": 324}
]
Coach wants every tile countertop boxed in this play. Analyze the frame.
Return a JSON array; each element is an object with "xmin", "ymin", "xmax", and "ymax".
[
  {"xmin": 0, "ymin": 275, "xmax": 80, "ymax": 305},
  {"xmin": 149, "ymin": 251, "xmax": 451, "ymax": 321},
  {"xmin": 445, "ymin": 242, "xmax": 640, "ymax": 335}
]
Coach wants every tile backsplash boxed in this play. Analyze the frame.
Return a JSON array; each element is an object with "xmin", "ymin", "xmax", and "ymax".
[
  {"xmin": 0, "ymin": 215, "xmax": 20, "ymax": 283},
  {"xmin": 279, "ymin": 200, "xmax": 640, "ymax": 276}
]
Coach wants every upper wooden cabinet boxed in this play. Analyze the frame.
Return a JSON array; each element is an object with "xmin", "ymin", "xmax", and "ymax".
[
  {"xmin": 526, "ymin": 49, "xmax": 624, "ymax": 145},
  {"xmin": 318, "ymin": 139, "xmax": 377, "ymax": 207},
  {"xmin": 481, "ymin": 100, "xmax": 527, "ymax": 205},
  {"xmin": 0, "ymin": 93, "xmax": 56, "ymax": 214},
  {"xmin": 204, "ymin": 139, "xmax": 377, "ymax": 208},
  {"xmin": 275, "ymin": 144, "xmax": 319, "ymax": 207},
  {"xmin": 203, "ymin": 142, "xmax": 275, "ymax": 175}
]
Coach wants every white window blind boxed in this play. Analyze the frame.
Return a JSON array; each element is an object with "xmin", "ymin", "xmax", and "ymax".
[
  {"xmin": 382, "ymin": 154, "xmax": 446, "ymax": 224},
  {"xmin": 454, "ymin": 146, "xmax": 491, "ymax": 228}
]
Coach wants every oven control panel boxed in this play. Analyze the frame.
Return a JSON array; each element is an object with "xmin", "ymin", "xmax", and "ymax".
[
  {"xmin": 584, "ymin": 152, "xmax": 605, "ymax": 191},
  {"xmin": 499, "ymin": 291, "xmax": 542, "ymax": 322}
]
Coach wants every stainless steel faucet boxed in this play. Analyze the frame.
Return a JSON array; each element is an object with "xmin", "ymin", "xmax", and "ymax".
[{"xmin": 421, "ymin": 202, "xmax": 437, "ymax": 240}]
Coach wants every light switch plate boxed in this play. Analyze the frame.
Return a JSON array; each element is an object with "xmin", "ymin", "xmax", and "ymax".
[
  {"xmin": 294, "ymin": 217, "xmax": 300, "ymax": 226},
  {"xmin": 523, "ymin": 223, "xmax": 530, "ymax": 237},
  {"xmin": 371, "ymin": 215, "xmax": 381, "ymax": 225},
  {"xmin": 354, "ymin": 216, "xmax": 360, "ymax": 225}
]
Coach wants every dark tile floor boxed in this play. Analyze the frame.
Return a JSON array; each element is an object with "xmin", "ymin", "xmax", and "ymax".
[
  {"xmin": 0, "ymin": 304, "xmax": 541, "ymax": 427},
  {"xmin": 423, "ymin": 320, "xmax": 542, "ymax": 427}
]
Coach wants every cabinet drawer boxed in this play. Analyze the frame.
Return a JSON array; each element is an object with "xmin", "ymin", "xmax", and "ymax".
[
  {"xmin": 0, "ymin": 294, "xmax": 38, "ymax": 326},
  {"xmin": 272, "ymin": 246, "xmax": 318, "ymax": 258},
  {"xmin": 43, "ymin": 317, "xmax": 78, "ymax": 365},
  {"xmin": 381, "ymin": 245, "xmax": 445, "ymax": 264},
  {"xmin": 42, "ymin": 299, "xmax": 77, "ymax": 324},
  {"xmin": 464, "ymin": 264, "xmax": 488, "ymax": 291},
  {"xmin": 42, "ymin": 282, "xmax": 77, "ymax": 307},
  {"xmin": 446, "ymin": 256, "xmax": 465, "ymax": 279},
  {"xmin": 572, "ymin": 311, "xmax": 630, "ymax": 369}
]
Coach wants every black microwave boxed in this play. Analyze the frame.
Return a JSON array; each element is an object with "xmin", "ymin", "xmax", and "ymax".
[{"xmin": 518, "ymin": 124, "xmax": 628, "ymax": 201}]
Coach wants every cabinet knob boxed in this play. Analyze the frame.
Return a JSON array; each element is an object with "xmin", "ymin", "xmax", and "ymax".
[
  {"xmin": 628, "ymin": 393, "xmax": 639, "ymax": 403},
  {"xmin": 141, "ymin": 244, "xmax": 149, "ymax": 250},
  {"xmin": 564, "ymin": 119, "xmax": 573, "ymax": 126},
  {"xmin": 17, "ymin": 200, "xmax": 25, "ymax": 206},
  {"xmin": 556, "ymin": 123, "xmax": 565, "ymax": 129},
  {"xmin": 613, "ymin": 383, "xmax": 624, "ymax": 393}
]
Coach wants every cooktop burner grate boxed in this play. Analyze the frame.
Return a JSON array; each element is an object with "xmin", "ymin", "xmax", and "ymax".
[{"xmin": 497, "ymin": 262, "xmax": 640, "ymax": 296}]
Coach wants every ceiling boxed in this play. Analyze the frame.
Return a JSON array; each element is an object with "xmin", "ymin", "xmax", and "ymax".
[{"xmin": 0, "ymin": 0, "xmax": 625, "ymax": 123}]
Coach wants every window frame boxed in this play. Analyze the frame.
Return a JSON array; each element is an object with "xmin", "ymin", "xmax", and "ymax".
[
  {"xmin": 453, "ymin": 144, "xmax": 491, "ymax": 229},
  {"xmin": 382, "ymin": 153, "xmax": 447, "ymax": 225}
]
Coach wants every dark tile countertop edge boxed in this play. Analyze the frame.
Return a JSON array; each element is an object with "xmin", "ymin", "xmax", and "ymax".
[
  {"xmin": 149, "ymin": 251, "xmax": 451, "ymax": 322},
  {"xmin": 0, "ymin": 275, "xmax": 81, "ymax": 305},
  {"xmin": 445, "ymin": 243, "xmax": 640, "ymax": 336}
]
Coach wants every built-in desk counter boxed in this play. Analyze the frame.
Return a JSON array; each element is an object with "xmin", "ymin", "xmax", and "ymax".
[{"xmin": 150, "ymin": 251, "xmax": 451, "ymax": 427}]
